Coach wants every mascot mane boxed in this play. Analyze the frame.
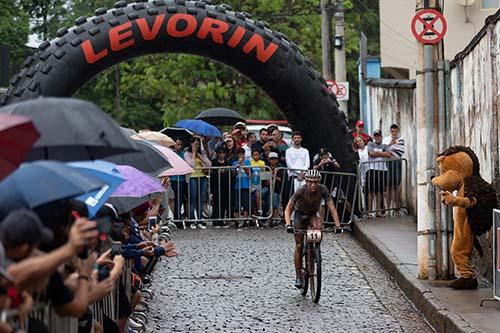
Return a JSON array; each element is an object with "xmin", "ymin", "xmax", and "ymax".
[{"xmin": 438, "ymin": 145, "xmax": 480, "ymax": 177}]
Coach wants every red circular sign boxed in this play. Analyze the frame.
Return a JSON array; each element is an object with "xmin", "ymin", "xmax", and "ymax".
[
  {"xmin": 411, "ymin": 9, "xmax": 447, "ymax": 45},
  {"xmin": 336, "ymin": 83, "xmax": 347, "ymax": 99},
  {"xmin": 326, "ymin": 80, "xmax": 339, "ymax": 95}
]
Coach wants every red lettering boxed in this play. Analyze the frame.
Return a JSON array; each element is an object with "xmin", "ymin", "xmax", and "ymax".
[
  {"xmin": 197, "ymin": 18, "xmax": 229, "ymax": 44},
  {"xmin": 242, "ymin": 34, "xmax": 279, "ymax": 63},
  {"xmin": 167, "ymin": 14, "xmax": 197, "ymax": 38},
  {"xmin": 227, "ymin": 26, "xmax": 246, "ymax": 48},
  {"xmin": 110, "ymin": 22, "xmax": 135, "ymax": 51},
  {"xmin": 81, "ymin": 40, "xmax": 108, "ymax": 64},
  {"xmin": 136, "ymin": 14, "xmax": 166, "ymax": 41}
]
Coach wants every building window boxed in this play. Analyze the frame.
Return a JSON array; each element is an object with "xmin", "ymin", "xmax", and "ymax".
[{"xmin": 482, "ymin": 0, "xmax": 499, "ymax": 9}]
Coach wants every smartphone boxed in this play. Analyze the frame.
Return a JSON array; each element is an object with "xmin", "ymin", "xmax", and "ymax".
[
  {"xmin": 111, "ymin": 242, "xmax": 122, "ymax": 257},
  {"xmin": 95, "ymin": 216, "xmax": 112, "ymax": 235},
  {"xmin": 148, "ymin": 216, "xmax": 158, "ymax": 229}
]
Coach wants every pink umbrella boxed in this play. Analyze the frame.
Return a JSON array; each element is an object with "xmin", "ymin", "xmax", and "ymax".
[{"xmin": 151, "ymin": 144, "xmax": 194, "ymax": 177}]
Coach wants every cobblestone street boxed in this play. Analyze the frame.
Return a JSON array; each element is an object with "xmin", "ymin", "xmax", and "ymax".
[{"xmin": 147, "ymin": 229, "xmax": 432, "ymax": 332}]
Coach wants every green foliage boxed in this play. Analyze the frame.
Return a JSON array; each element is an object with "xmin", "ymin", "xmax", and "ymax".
[
  {"xmin": 0, "ymin": 0, "xmax": 30, "ymax": 64},
  {"xmin": 8, "ymin": 0, "xmax": 379, "ymax": 129}
]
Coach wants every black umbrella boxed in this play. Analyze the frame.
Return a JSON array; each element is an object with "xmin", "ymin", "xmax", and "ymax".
[
  {"xmin": 195, "ymin": 108, "xmax": 245, "ymax": 126},
  {"xmin": 108, "ymin": 193, "xmax": 162, "ymax": 214},
  {"xmin": 105, "ymin": 140, "xmax": 172, "ymax": 176},
  {"xmin": 160, "ymin": 127, "xmax": 194, "ymax": 144},
  {"xmin": 0, "ymin": 97, "xmax": 138, "ymax": 161}
]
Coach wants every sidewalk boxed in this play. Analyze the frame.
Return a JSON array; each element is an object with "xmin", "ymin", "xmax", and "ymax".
[{"xmin": 351, "ymin": 216, "xmax": 500, "ymax": 333}]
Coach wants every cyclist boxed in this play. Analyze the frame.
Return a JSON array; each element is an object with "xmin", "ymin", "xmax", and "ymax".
[{"xmin": 284, "ymin": 169, "xmax": 342, "ymax": 289}]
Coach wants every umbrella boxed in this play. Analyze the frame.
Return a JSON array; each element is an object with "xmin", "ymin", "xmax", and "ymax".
[
  {"xmin": 160, "ymin": 127, "xmax": 193, "ymax": 144},
  {"xmin": 150, "ymin": 144, "xmax": 194, "ymax": 177},
  {"xmin": 0, "ymin": 97, "xmax": 138, "ymax": 161},
  {"xmin": 67, "ymin": 160, "xmax": 125, "ymax": 217},
  {"xmin": 131, "ymin": 131, "xmax": 176, "ymax": 147},
  {"xmin": 175, "ymin": 119, "xmax": 222, "ymax": 138},
  {"xmin": 0, "ymin": 161, "xmax": 105, "ymax": 219},
  {"xmin": 0, "ymin": 114, "xmax": 40, "ymax": 181},
  {"xmin": 121, "ymin": 127, "xmax": 137, "ymax": 137},
  {"xmin": 109, "ymin": 165, "xmax": 165, "ymax": 213},
  {"xmin": 105, "ymin": 140, "xmax": 172, "ymax": 176},
  {"xmin": 195, "ymin": 108, "xmax": 245, "ymax": 126}
]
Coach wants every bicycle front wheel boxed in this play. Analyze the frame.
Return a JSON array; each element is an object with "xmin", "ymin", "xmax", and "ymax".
[
  {"xmin": 309, "ymin": 243, "xmax": 322, "ymax": 303},
  {"xmin": 301, "ymin": 246, "xmax": 309, "ymax": 296}
]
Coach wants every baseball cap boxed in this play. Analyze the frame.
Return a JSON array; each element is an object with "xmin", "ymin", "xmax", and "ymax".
[
  {"xmin": 0, "ymin": 209, "xmax": 54, "ymax": 246},
  {"xmin": 234, "ymin": 122, "xmax": 246, "ymax": 129},
  {"xmin": 373, "ymin": 129, "xmax": 382, "ymax": 136},
  {"xmin": 268, "ymin": 152, "xmax": 279, "ymax": 159},
  {"xmin": 356, "ymin": 120, "xmax": 364, "ymax": 127},
  {"xmin": 267, "ymin": 123, "xmax": 278, "ymax": 131}
]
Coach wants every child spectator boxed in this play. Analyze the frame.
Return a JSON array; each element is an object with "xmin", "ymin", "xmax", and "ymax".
[
  {"xmin": 261, "ymin": 152, "xmax": 284, "ymax": 226},
  {"xmin": 210, "ymin": 146, "xmax": 231, "ymax": 227},
  {"xmin": 250, "ymin": 149, "xmax": 266, "ymax": 216},
  {"xmin": 232, "ymin": 148, "xmax": 251, "ymax": 225}
]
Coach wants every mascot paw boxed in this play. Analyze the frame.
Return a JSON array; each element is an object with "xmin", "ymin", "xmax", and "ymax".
[
  {"xmin": 440, "ymin": 191, "xmax": 456, "ymax": 206},
  {"xmin": 448, "ymin": 277, "xmax": 478, "ymax": 290}
]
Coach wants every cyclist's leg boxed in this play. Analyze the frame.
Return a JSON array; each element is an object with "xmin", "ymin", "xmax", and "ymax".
[{"xmin": 293, "ymin": 212, "xmax": 307, "ymax": 282}]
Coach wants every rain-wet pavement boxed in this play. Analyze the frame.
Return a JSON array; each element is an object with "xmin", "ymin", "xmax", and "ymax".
[{"xmin": 147, "ymin": 228, "xmax": 433, "ymax": 332}]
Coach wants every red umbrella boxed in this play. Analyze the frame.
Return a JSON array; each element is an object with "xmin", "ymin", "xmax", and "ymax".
[{"xmin": 0, "ymin": 114, "xmax": 40, "ymax": 180}]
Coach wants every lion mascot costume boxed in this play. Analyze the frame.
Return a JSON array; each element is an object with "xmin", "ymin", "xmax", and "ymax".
[{"xmin": 432, "ymin": 146, "xmax": 497, "ymax": 289}]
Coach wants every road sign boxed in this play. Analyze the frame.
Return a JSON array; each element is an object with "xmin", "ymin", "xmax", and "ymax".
[
  {"xmin": 325, "ymin": 80, "xmax": 349, "ymax": 102},
  {"xmin": 411, "ymin": 9, "xmax": 447, "ymax": 45}
]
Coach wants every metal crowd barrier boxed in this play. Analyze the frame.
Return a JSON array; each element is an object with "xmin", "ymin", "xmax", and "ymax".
[
  {"xmin": 357, "ymin": 158, "xmax": 408, "ymax": 217},
  {"xmin": 170, "ymin": 165, "xmax": 274, "ymax": 226},
  {"xmin": 168, "ymin": 165, "xmax": 358, "ymax": 227}
]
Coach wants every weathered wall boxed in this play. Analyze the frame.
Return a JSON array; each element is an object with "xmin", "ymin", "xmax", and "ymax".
[{"xmin": 366, "ymin": 81, "xmax": 417, "ymax": 215}]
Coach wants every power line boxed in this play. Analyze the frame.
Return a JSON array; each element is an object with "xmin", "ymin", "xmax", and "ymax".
[{"xmin": 351, "ymin": 0, "xmax": 417, "ymax": 48}]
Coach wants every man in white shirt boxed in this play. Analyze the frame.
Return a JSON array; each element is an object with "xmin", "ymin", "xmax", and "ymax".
[
  {"xmin": 285, "ymin": 132, "xmax": 310, "ymax": 198},
  {"xmin": 367, "ymin": 129, "xmax": 392, "ymax": 217},
  {"xmin": 382, "ymin": 124, "xmax": 405, "ymax": 215}
]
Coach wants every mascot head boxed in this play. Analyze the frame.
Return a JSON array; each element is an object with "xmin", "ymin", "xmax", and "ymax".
[{"xmin": 432, "ymin": 146, "xmax": 480, "ymax": 192}]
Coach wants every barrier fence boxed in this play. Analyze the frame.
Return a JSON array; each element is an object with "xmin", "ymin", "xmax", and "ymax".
[
  {"xmin": 169, "ymin": 166, "xmax": 358, "ymax": 227},
  {"xmin": 357, "ymin": 158, "xmax": 408, "ymax": 217}
]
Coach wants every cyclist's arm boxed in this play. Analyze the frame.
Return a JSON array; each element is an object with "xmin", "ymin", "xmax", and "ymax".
[
  {"xmin": 284, "ymin": 199, "xmax": 295, "ymax": 227},
  {"xmin": 326, "ymin": 200, "xmax": 341, "ymax": 228}
]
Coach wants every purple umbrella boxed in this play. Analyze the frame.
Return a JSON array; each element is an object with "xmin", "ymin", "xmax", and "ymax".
[{"xmin": 109, "ymin": 165, "xmax": 165, "ymax": 213}]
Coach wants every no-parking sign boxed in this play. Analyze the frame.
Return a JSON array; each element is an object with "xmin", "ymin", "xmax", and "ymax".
[
  {"xmin": 411, "ymin": 9, "xmax": 447, "ymax": 44},
  {"xmin": 326, "ymin": 80, "xmax": 349, "ymax": 101}
]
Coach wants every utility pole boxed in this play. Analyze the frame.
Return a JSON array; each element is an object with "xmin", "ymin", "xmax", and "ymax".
[
  {"xmin": 333, "ymin": 0, "xmax": 347, "ymax": 115},
  {"xmin": 320, "ymin": 0, "xmax": 333, "ymax": 80},
  {"xmin": 416, "ymin": 0, "xmax": 443, "ymax": 280}
]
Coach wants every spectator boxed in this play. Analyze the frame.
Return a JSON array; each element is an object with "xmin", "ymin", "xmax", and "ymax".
[
  {"xmin": 252, "ymin": 128, "xmax": 270, "ymax": 154},
  {"xmin": 367, "ymin": 130, "xmax": 392, "ymax": 217},
  {"xmin": 249, "ymin": 149, "xmax": 266, "ymax": 217},
  {"xmin": 243, "ymin": 132, "xmax": 257, "ymax": 160},
  {"xmin": 355, "ymin": 137, "xmax": 370, "ymax": 211},
  {"xmin": 224, "ymin": 136, "xmax": 239, "ymax": 164},
  {"xmin": 232, "ymin": 148, "xmax": 251, "ymax": 226},
  {"xmin": 233, "ymin": 122, "xmax": 247, "ymax": 146},
  {"xmin": 184, "ymin": 136, "xmax": 212, "ymax": 229},
  {"xmin": 313, "ymin": 148, "xmax": 340, "ymax": 193},
  {"xmin": 171, "ymin": 139, "xmax": 188, "ymax": 226},
  {"xmin": 210, "ymin": 146, "xmax": 231, "ymax": 227},
  {"xmin": 383, "ymin": 124, "xmax": 405, "ymax": 215},
  {"xmin": 352, "ymin": 120, "xmax": 372, "ymax": 144},
  {"xmin": 285, "ymin": 131, "xmax": 310, "ymax": 196},
  {"xmin": 266, "ymin": 124, "xmax": 278, "ymax": 135},
  {"xmin": 261, "ymin": 152, "xmax": 284, "ymax": 226},
  {"xmin": 265, "ymin": 129, "xmax": 288, "ymax": 164}
]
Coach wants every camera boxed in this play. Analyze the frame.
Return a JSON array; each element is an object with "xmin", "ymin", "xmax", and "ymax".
[
  {"xmin": 97, "ymin": 265, "xmax": 110, "ymax": 282},
  {"xmin": 148, "ymin": 216, "xmax": 158, "ymax": 229}
]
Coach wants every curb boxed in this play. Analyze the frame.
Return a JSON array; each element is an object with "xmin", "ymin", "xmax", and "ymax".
[{"xmin": 351, "ymin": 221, "xmax": 480, "ymax": 333}]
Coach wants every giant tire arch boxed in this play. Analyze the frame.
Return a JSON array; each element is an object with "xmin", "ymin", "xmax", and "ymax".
[{"xmin": 0, "ymin": 0, "xmax": 355, "ymax": 167}]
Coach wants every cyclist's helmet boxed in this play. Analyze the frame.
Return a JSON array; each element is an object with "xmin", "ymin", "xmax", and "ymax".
[{"xmin": 305, "ymin": 169, "xmax": 322, "ymax": 181}]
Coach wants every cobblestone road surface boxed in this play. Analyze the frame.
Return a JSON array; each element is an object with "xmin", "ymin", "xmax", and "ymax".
[{"xmin": 147, "ymin": 229, "xmax": 432, "ymax": 332}]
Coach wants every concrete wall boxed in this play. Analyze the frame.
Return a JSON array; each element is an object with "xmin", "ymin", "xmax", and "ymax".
[
  {"xmin": 366, "ymin": 81, "xmax": 417, "ymax": 215},
  {"xmin": 380, "ymin": 0, "xmax": 499, "ymax": 78}
]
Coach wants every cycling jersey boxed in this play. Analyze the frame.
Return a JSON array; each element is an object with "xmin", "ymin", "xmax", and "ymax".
[{"xmin": 290, "ymin": 184, "xmax": 332, "ymax": 216}]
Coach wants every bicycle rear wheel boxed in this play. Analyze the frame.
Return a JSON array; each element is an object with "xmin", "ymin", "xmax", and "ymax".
[
  {"xmin": 301, "ymin": 245, "xmax": 309, "ymax": 296},
  {"xmin": 309, "ymin": 244, "xmax": 322, "ymax": 303}
]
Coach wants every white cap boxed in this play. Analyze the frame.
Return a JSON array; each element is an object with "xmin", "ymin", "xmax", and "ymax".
[{"xmin": 268, "ymin": 152, "xmax": 279, "ymax": 159}]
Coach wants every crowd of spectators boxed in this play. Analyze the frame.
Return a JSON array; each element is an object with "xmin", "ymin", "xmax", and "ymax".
[
  {"xmin": 353, "ymin": 121, "xmax": 406, "ymax": 217},
  {"xmin": 166, "ymin": 122, "xmax": 346, "ymax": 229}
]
